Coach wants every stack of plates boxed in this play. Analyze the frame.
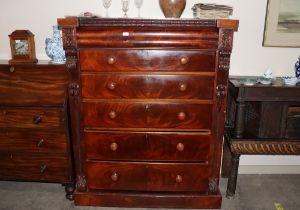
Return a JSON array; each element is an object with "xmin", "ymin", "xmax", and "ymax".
[{"xmin": 192, "ymin": 3, "xmax": 233, "ymax": 19}]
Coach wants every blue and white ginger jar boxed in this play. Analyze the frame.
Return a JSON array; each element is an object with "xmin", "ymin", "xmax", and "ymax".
[
  {"xmin": 45, "ymin": 25, "xmax": 66, "ymax": 64},
  {"xmin": 295, "ymin": 56, "xmax": 300, "ymax": 78}
]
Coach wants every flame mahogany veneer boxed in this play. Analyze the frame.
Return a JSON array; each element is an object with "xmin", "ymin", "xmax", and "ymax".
[{"xmin": 58, "ymin": 17, "xmax": 238, "ymax": 209}]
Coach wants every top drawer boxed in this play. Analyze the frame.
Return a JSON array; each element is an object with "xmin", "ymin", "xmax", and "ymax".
[
  {"xmin": 80, "ymin": 49, "xmax": 216, "ymax": 72},
  {"xmin": 0, "ymin": 64, "xmax": 68, "ymax": 106}
]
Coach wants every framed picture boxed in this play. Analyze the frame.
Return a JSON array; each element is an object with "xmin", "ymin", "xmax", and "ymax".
[{"xmin": 263, "ymin": 0, "xmax": 300, "ymax": 47}]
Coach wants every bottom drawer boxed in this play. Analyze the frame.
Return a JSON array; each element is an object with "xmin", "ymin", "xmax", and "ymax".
[
  {"xmin": 0, "ymin": 153, "xmax": 68, "ymax": 182},
  {"xmin": 86, "ymin": 161, "xmax": 210, "ymax": 192}
]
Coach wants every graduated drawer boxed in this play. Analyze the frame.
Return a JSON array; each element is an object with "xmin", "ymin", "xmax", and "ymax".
[
  {"xmin": 80, "ymin": 49, "xmax": 216, "ymax": 72},
  {"xmin": 0, "ymin": 131, "xmax": 67, "ymax": 154},
  {"xmin": 81, "ymin": 73, "xmax": 214, "ymax": 100},
  {"xmin": 0, "ymin": 64, "xmax": 68, "ymax": 106},
  {"xmin": 0, "ymin": 108, "xmax": 65, "ymax": 129},
  {"xmin": 85, "ymin": 131, "xmax": 211, "ymax": 161},
  {"xmin": 83, "ymin": 101, "xmax": 212, "ymax": 130},
  {"xmin": 86, "ymin": 161, "xmax": 209, "ymax": 192},
  {"xmin": 0, "ymin": 154, "xmax": 68, "ymax": 182}
]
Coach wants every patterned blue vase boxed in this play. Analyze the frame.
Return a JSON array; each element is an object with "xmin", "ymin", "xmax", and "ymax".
[
  {"xmin": 45, "ymin": 26, "xmax": 66, "ymax": 64},
  {"xmin": 296, "ymin": 57, "xmax": 300, "ymax": 78}
]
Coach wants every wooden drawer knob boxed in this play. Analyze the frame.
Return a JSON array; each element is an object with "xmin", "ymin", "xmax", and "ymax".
[
  {"xmin": 180, "ymin": 57, "xmax": 189, "ymax": 65},
  {"xmin": 107, "ymin": 82, "xmax": 116, "ymax": 90},
  {"xmin": 109, "ymin": 111, "xmax": 117, "ymax": 119},
  {"xmin": 111, "ymin": 172, "xmax": 118, "ymax": 182},
  {"xmin": 9, "ymin": 66, "xmax": 15, "ymax": 73},
  {"xmin": 179, "ymin": 83, "xmax": 187, "ymax": 92},
  {"xmin": 107, "ymin": 56, "xmax": 116, "ymax": 65},
  {"xmin": 176, "ymin": 143, "xmax": 184, "ymax": 152},
  {"xmin": 110, "ymin": 142, "xmax": 118, "ymax": 151},
  {"xmin": 176, "ymin": 175, "xmax": 183, "ymax": 183},
  {"xmin": 178, "ymin": 112, "xmax": 186, "ymax": 121},
  {"xmin": 33, "ymin": 116, "xmax": 42, "ymax": 124}
]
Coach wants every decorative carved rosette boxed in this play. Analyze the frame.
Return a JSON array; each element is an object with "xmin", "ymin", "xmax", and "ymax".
[{"xmin": 76, "ymin": 175, "xmax": 87, "ymax": 192}]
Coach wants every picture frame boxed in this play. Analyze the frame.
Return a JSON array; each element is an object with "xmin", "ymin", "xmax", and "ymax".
[{"xmin": 263, "ymin": 0, "xmax": 300, "ymax": 47}]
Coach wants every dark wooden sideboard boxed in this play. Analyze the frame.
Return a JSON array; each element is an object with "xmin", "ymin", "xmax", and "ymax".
[
  {"xmin": 0, "ymin": 61, "xmax": 74, "ymax": 199},
  {"xmin": 222, "ymin": 77, "xmax": 300, "ymax": 198},
  {"xmin": 58, "ymin": 17, "xmax": 238, "ymax": 209}
]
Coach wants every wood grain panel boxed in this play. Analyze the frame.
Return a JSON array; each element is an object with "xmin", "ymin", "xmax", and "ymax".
[
  {"xmin": 84, "ymin": 131, "xmax": 211, "ymax": 161},
  {"xmin": 0, "ymin": 64, "xmax": 68, "ymax": 106},
  {"xmin": 0, "ymin": 154, "xmax": 68, "ymax": 182},
  {"xmin": 80, "ymin": 49, "xmax": 216, "ymax": 72},
  {"xmin": 0, "ymin": 131, "xmax": 67, "ymax": 154},
  {"xmin": 83, "ymin": 101, "xmax": 212, "ymax": 130},
  {"xmin": 81, "ymin": 74, "xmax": 214, "ymax": 100},
  {"xmin": 0, "ymin": 108, "xmax": 64, "ymax": 129},
  {"xmin": 86, "ymin": 161, "xmax": 209, "ymax": 192}
]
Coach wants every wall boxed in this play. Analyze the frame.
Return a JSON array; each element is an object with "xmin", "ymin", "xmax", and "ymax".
[{"xmin": 0, "ymin": 0, "xmax": 299, "ymax": 173}]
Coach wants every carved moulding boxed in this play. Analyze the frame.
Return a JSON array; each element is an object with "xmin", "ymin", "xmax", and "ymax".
[{"xmin": 231, "ymin": 141, "xmax": 300, "ymax": 155}]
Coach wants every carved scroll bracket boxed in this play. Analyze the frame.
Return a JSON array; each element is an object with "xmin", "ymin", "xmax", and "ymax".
[
  {"xmin": 209, "ymin": 177, "xmax": 219, "ymax": 194},
  {"xmin": 76, "ymin": 175, "xmax": 87, "ymax": 192},
  {"xmin": 69, "ymin": 83, "xmax": 80, "ymax": 96}
]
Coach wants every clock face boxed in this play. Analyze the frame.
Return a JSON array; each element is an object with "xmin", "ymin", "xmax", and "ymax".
[{"xmin": 14, "ymin": 39, "xmax": 29, "ymax": 55}]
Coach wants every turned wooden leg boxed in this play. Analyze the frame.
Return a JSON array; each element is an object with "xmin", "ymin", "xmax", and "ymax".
[
  {"xmin": 235, "ymin": 101, "xmax": 246, "ymax": 138},
  {"xmin": 226, "ymin": 153, "xmax": 240, "ymax": 199},
  {"xmin": 221, "ymin": 136, "xmax": 232, "ymax": 178},
  {"xmin": 64, "ymin": 183, "xmax": 75, "ymax": 201}
]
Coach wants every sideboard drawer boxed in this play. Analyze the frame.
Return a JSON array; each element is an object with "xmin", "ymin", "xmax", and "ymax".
[
  {"xmin": 0, "ymin": 108, "xmax": 64, "ymax": 129},
  {"xmin": 86, "ymin": 161, "xmax": 209, "ymax": 192},
  {"xmin": 80, "ymin": 49, "xmax": 216, "ymax": 72},
  {"xmin": 0, "ymin": 131, "xmax": 67, "ymax": 154},
  {"xmin": 83, "ymin": 101, "xmax": 212, "ymax": 130},
  {"xmin": 0, "ymin": 154, "xmax": 68, "ymax": 182},
  {"xmin": 81, "ymin": 73, "xmax": 214, "ymax": 100},
  {"xmin": 84, "ymin": 131, "xmax": 211, "ymax": 161}
]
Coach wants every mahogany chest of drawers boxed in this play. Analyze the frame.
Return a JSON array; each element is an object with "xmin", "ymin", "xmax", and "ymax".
[
  {"xmin": 0, "ymin": 62, "xmax": 74, "ymax": 199},
  {"xmin": 58, "ymin": 17, "xmax": 238, "ymax": 209}
]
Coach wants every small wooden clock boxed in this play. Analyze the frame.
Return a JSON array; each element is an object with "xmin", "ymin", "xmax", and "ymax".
[{"xmin": 9, "ymin": 30, "xmax": 38, "ymax": 64}]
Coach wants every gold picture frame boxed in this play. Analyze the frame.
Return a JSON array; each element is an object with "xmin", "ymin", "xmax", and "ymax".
[{"xmin": 263, "ymin": 0, "xmax": 300, "ymax": 47}]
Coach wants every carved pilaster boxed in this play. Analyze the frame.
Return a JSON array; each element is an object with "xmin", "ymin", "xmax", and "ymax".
[
  {"xmin": 62, "ymin": 28, "xmax": 77, "ymax": 47},
  {"xmin": 216, "ymin": 84, "xmax": 226, "ymax": 111},
  {"xmin": 219, "ymin": 29, "xmax": 233, "ymax": 51}
]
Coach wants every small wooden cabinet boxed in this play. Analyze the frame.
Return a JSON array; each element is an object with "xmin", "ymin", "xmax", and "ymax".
[
  {"xmin": 222, "ymin": 77, "xmax": 300, "ymax": 198},
  {"xmin": 0, "ymin": 61, "xmax": 74, "ymax": 199},
  {"xmin": 58, "ymin": 18, "xmax": 238, "ymax": 209}
]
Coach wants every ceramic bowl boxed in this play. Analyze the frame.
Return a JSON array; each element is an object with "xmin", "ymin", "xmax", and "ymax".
[
  {"xmin": 258, "ymin": 77, "xmax": 272, "ymax": 85},
  {"xmin": 282, "ymin": 77, "xmax": 299, "ymax": 86},
  {"xmin": 241, "ymin": 78, "xmax": 257, "ymax": 86}
]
